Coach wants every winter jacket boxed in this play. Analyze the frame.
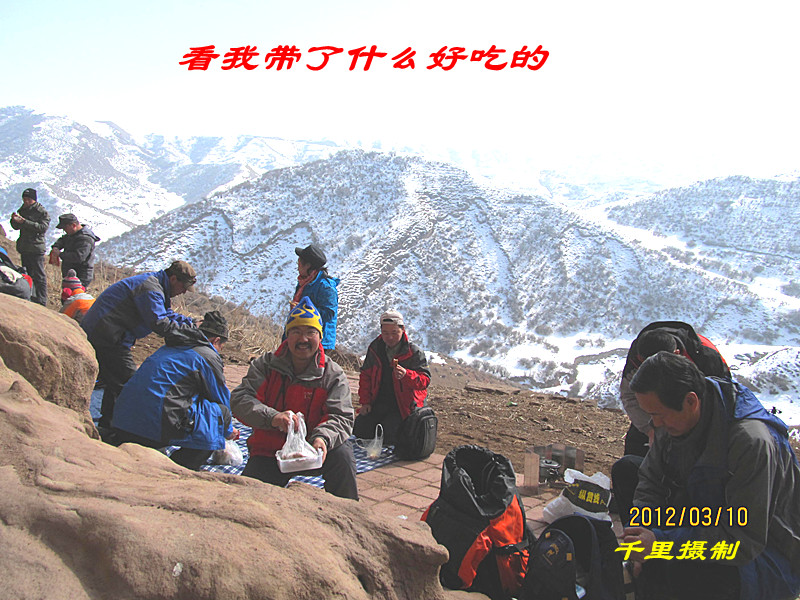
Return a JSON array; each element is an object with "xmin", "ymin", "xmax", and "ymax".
[
  {"xmin": 52, "ymin": 225, "xmax": 100, "ymax": 285},
  {"xmin": 60, "ymin": 291, "xmax": 95, "ymax": 322},
  {"xmin": 80, "ymin": 269, "xmax": 195, "ymax": 348},
  {"xmin": 620, "ymin": 321, "xmax": 730, "ymax": 435},
  {"xmin": 230, "ymin": 341, "xmax": 353, "ymax": 457},
  {"xmin": 634, "ymin": 378, "xmax": 800, "ymax": 600},
  {"xmin": 0, "ymin": 246, "xmax": 32, "ymax": 300},
  {"xmin": 10, "ymin": 201, "xmax": 49, "ymax": 254},
  {"xmin": 111, "ymin": 328, "xmax": 233, "ymax": 450},
  {"xmin": 295, "ymin": 271, "xmax": 339, "ymax": 349},
  {"xmin": 358, "ymin": 332, "xmax": 431, "ymax": 420}
]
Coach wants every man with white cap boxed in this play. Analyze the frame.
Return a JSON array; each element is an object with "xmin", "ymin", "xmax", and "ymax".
[{"xmin": 354, "ymin": 309, "xmax": 431, "ymax": 445}]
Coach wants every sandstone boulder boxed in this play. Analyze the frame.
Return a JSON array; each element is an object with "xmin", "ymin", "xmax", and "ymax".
[{"xmin": 0, "ymin": 299, "xmax": 461, "ymax": 600}]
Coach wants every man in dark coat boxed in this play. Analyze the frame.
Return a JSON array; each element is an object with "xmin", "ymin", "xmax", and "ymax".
[
  {"xmin": 9, "ymin": 188, "xmax": 49, "ymax": 305},
  {"xmin": 50, "ymin": 213, "xmax": 101, "ymax": 288}
]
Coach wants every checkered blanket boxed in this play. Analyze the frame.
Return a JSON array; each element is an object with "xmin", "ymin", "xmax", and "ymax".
[{"xmin": 168, "ymin": 419, "xmax": 398, "ymax": 488}]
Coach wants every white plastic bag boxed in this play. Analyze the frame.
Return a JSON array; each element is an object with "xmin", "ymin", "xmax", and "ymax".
[
  {"xmin": 542, "ymin": 468, "xmax": 612, "ymax": 523},
  {"xmin": 212, "ymin": 438, "xmax": 244, "ymax": 466},
  {"xmin": 357, "ymin": 423, "xmax": 384, "ymax": 459},
  {"xmin": 276, "ymin": 411, "xmax": 323, "ymax": 473}
]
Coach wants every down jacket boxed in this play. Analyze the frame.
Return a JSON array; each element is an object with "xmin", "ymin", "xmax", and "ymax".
[
  {"xmin": 358, "ymin": 332, "xmax": 431, "ymax": 420},
  {"xmin": 111, "ymin": 327, "xmax": 233, "ymax": 450},
  {"xmin": 81, "ymin": 269, "xmax": 195, "ymax": 348},
  {"xmin": 52, "ymin": 225, "xmax": 100, "ymax": 285},
  {"xmin": 295, "ymin": 271, "xmax": 339, "ymax": 349}
]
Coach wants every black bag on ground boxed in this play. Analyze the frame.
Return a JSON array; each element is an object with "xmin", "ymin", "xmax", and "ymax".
[
  {"xmin": 523, "ymin": 514, "xmax": 624, "ymax": 600},
  {"xmin": 422, "ymin": 445, "xmax": 533, "ymax": 600},
  {"xmin": 395, "ymin": 406, "xmax": 437, "ymax": 460}
]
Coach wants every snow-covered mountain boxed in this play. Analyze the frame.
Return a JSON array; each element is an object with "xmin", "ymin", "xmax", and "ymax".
[
  {"xmin": 96, "ymin": 150, "xmax": 800, "ymax": 421},
  {"xmin": 2, "ymin": 107, "xmax": 798, "ymax": 423},
  {"xmin": 0, "ymin": 106, "xmax": 345, "ymax": 241}
]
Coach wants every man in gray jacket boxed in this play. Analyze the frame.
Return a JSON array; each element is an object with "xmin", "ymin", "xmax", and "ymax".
[
  {"xmin": 9, "ymin": 188, "xmax": 49, "ymax": 305},
  {"xmin": 622, "ymin": 352, "xmax": 800, "ymax": 600},
  {"xmin": 231, "ymin": 296, "xmax": 357, "ymax": 499}
]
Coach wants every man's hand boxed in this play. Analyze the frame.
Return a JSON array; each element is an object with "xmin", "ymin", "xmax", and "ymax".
[
  {"xmin": 271, "ymin": 411, "xmax": 300, "ymax": 433},
  {"xmin": 358, "ymin": 404, "xmax": 372, "ymax": 416},
  {"xmin": 312, "ymin": 437, "xmax": 328, "ymax": 463},
  {"xmin": 226, "ymin": 428, "xmax": 240, "ymax": 441},
  {"xmin": 11, "ymin": 213, "xmax": 23, "ymax": 224},
  {"xmin": 392, "ymin": 359, "xmax": 406, "ymax": 380},
  {"xmin": 622, "ymin": 526, "xmax": 656, "ymax": 563}
]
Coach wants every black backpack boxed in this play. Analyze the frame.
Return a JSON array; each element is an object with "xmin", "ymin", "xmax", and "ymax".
[
  {"xmin": 422, "ymin": 445, "xmax": 533, "ymax": 600},
  {"xmin": 395, "ymin": 406, "xmax": 437, "ymax": 460},
  {"xmin": 523, "ymin": 514, "xmax": 624, "ymax": 600}
]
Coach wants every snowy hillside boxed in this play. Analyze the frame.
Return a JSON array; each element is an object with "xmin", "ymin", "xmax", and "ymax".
[{"xmin": 98, "ymin": 151, "xmax": 800, "ymax": 425}]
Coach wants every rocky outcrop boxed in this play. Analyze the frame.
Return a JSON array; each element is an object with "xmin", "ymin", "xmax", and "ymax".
[{"xmin": 0, "ymin": 297, "xmax": 456, "ymax": 600}]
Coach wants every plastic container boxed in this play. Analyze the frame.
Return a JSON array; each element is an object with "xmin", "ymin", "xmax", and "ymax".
[{"xmin": 276, "ymin": 448, "xmax": 324, "ymax": 473}]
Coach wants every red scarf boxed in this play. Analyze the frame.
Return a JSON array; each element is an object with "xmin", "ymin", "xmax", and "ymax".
[{"xmin": 293, "ymin": 271, "xmax": 317, "ymax": 304}]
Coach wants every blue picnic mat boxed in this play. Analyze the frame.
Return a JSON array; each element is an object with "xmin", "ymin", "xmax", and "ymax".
[
  {"xmin": 192, "ymin": 421, "xmax": 399, "ymax": 488},
  {"xmin": 92, "ymin": 390, "xmax": 398, "ymax": 488}
]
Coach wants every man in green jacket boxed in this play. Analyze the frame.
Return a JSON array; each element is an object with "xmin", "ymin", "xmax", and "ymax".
[{"xmin": 9, "ymin": 188, "xmax": 50, "ymax": 305}]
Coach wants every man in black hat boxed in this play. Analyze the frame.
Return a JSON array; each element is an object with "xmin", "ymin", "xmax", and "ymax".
[
  {"xmin": 50, "ymin": 213, "xmax": 101, "ymax": 288},
  {"xmin": 9, "ymin": 188, "xmax": 50, "ymax": 305},
  {"xmin": 291, "ymin": 243, "xmax": 340, "ymax": 350},
  {"xmin": 110, "ymin": 310, "xmax": 239, "ymax": 470}
]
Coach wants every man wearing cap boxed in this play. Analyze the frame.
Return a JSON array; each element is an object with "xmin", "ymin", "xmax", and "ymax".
[
  {"xmin": 81, "ymin": 260, "xmax": 198, "ymax": 434},
  {"xmin": 50, "ymin": 213, "xmax": 100, "ymax": 288},
  {"xmin": 354, "ymin": 310, "xmax": 431, "ymax": 445},
  {"xmin": 9, "ymin": 188, "xmax": 50, "ymax": 305},
  {"xmin": 109, "ymin": 311, "xmax": 238, "ymax": 470},
  {"xmin": 231, "ymin": 296, "xmax": 358, "ymax": 499},
  {"xmin": 292, "ymin": 244, "xmax": 340, "ymax": 350}
]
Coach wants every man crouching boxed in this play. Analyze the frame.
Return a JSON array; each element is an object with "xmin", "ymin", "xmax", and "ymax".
[{"xmin": 231, "ymin": 296, "xmax": 358, "ymax": 500}]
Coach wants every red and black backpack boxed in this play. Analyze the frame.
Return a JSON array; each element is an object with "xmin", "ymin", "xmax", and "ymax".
[{"xmin": 422, "ymin": 445, "xmax": 532, "ymax": 600}]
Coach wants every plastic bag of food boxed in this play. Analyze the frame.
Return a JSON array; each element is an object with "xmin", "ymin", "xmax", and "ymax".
[
  {"xmin": 212, "ymin": 438, "xmax": 244, "ymax": 466},
  {"xmin": 357, "ymin": 423, "xmax": 384, "ymax": 459},
  {"xmin": 276, "ymin": 411, "xmax": 323, "ymax": 473}
]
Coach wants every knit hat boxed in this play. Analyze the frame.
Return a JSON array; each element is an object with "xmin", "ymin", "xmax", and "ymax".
[
  {"xmin": 380, "ymin": 309, "xmax": 404, "ymax": 328},
  {"xmin": 295, "ymin": 244, "xmax": 327, "ymax": 270},
  {"xmin": 62, "ymin": 269, "xmax": 83, "ymax": 291},
  {"xmin": 199, "ymin": 310, "xmax": 229, "ymax": 341},
  {"xmin": 285, "ymin": 296, "xmax": 323, "ymax": 337},
  {"xmin": 61, "ymin": 270, "xmax": 84, "ymax": 301},
  {"xmin": 22, "ymin": 188, "xmax": 37, "ymax": 201}
]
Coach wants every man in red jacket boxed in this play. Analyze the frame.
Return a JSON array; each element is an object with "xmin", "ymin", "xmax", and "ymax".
[
  {"xmin": 354, "ymin": 310, "xmax": 431, "ymax": 446},
  {"xmin": 231, "ymin": 297, "xmax": 357, "ymax": 499}
]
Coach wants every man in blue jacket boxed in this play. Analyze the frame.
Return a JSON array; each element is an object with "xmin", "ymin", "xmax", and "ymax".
[
  {"xmin": 622, "ymin": 352, "xmax": 800, "ymax": 600},
  {"xmin": 81, "ymin": 260, "xmax": 198, "ymax": 434},
  {"xmin": 291, "ymin": 244, "xmax": 339, "ymax": 350},
  {"xmin": 110, "ymin": 311, "xmax": 238, "ymax": 470}
]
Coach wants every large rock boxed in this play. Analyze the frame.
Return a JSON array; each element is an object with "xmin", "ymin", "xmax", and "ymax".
[
  {"xmin": 0, "ymin": 293, "xmax": 97, "ymax": 415},
  {"xmin": 0, "ymin": 300, "xmax": 455, "ymax": 600}
]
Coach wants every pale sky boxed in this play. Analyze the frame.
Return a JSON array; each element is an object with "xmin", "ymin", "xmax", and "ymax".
[{"xmin": 2, "ymin": 0, "xmax": 799, "ymax": 182}]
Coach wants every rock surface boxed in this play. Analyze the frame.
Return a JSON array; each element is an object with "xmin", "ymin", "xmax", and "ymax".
[{"xmin": 0, "ymin": 297, "xmax": 457, "ymax": 600}]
